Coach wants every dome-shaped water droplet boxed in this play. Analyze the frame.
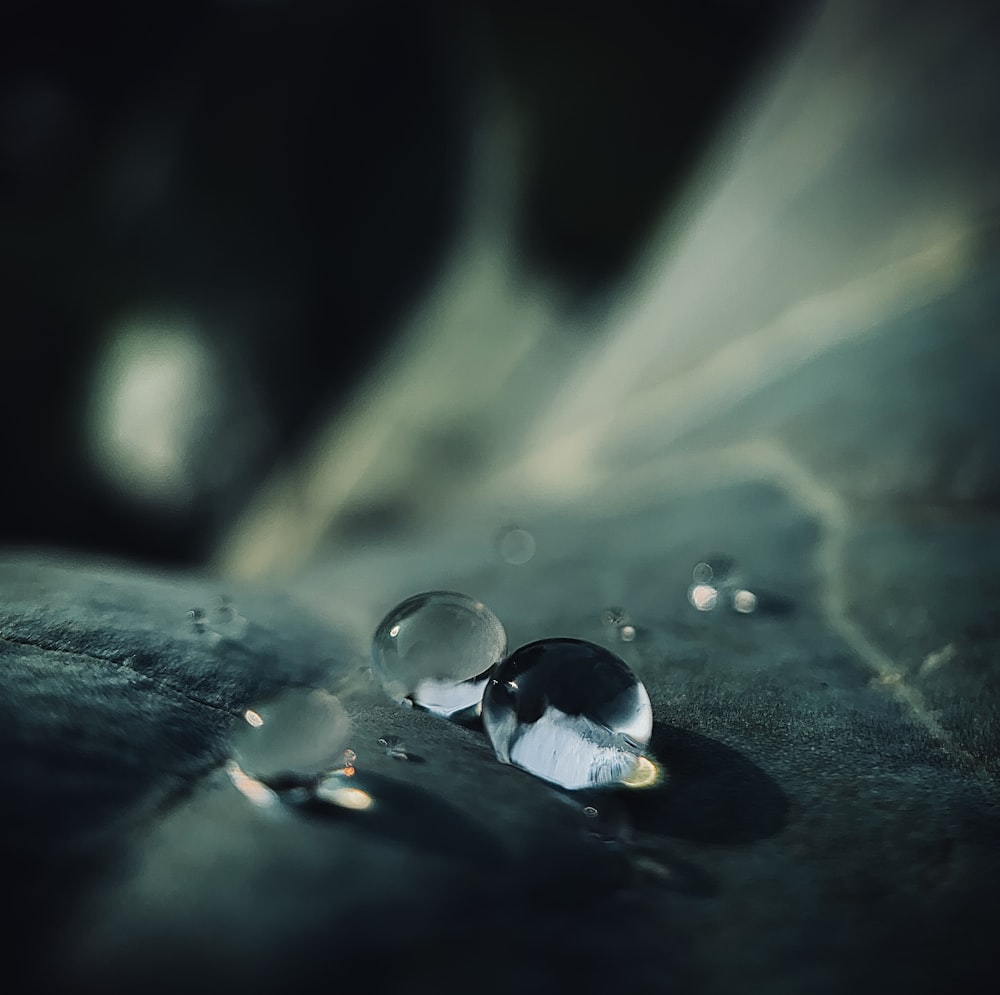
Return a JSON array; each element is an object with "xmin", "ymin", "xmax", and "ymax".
[
  {"xmin": 482, "ymin": 638, "xmax": 653, "ymax": 790},
  {"xmin": 229, "ymin": 687, "xmax": 351, "ymax": 780},
  {"xmin": 371, "ymin": 591, "xmax": 507, "ymax": 718},
  {"xmin": 496, "ymin": 525, "xmax": 536, "ymax": 565}
]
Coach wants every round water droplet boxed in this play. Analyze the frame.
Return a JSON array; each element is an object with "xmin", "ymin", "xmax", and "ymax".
[
  {"xmin": 732, "ymin": 588, "xmax": 758, "ymax": 614},
  {"xmin": 371, "ymin": 591, "xmax": 507, "ymax": 718},
  {"xmin": 688, "ymin": 583, "xmax": 719, "ymax": 611},
  {"xmin": 482, "ymin": 638, "xmax": 653, "ymax": 791},
  {"xmin": 496, "ymin": 526, "xmax": 536, "ymax": 565},
  {"xmin": 229, "ymin": 688, "xmax": 351, "ymax": 780},
  {"xmin": 619, "ymin": 624, "xmax": 636, "ymax": 642}
]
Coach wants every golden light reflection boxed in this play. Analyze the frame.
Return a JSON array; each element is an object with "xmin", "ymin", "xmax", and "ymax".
[
  {"xmin": 315, "ymin": 783, "xmax": 374, "ymax": 811},
  {"xmin": 621, "ymin": 755, "xmax": 663, "ymax": 789},
  {"xmin": 224, "ymin": 760, "xmax": 279, "ymax": 808}
]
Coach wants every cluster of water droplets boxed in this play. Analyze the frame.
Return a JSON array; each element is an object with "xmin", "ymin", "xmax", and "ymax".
[
  {"xmin": 216, "ymin": 526, "xmax": 680, "ymax": 818},
  {"xmin": 365, "ymin": 592, "xmax": 655, "ymax": 792},
  {"xmin": 687, "ymin": 556, "xmax": 759, "ymax": 615}
]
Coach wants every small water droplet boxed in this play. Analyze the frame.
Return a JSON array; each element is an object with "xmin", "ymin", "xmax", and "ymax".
[
  {"xmin": 229, "ymin": 688, "xmax": 351, "ymax": 780},
  {"xmin": 371, "ymin": 591, "xmax": 507, "ymax": 718},
  {"xmin": 691, "ymin": 562, "xmax": 714, "ymax": 584},
  {"xmin": 343, "ymin": 748, "xmax": 357, "ymax": 765},
  {"xmin": 377, "ymin": 734, "xmax": 410, "ymax": 760},
  {"xmin": 583, "ymin": 805, "xmax": 599, "ymax": 819},
  {"xmin": 482, "ymin": 638, "xmax": 653, "ymax": 791},
  {"xmin": 496, "ymin": 525, "xmax": 536, "ymax": 565},
  {"xmin": 732, "ymin": 589, "xmax": 758, "ymax": 614},
  {"xmin": 687, "ymin": 583, "xmax": 719, "ymax": 611},
  {"xmin": 603, "ymin": 607, "xmax": 637, "ymax": 641}
]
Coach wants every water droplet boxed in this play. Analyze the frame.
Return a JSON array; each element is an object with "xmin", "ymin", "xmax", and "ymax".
[
  {"xmin": 209, "ymin": 595, "xmax": 249, "ymax": 639},
  {"xmin": 688, "ymin": 583, "xmax": 719, "ymax": 612},
  {"xmin": 583, "ymin": 805, "xmax": 599, "ymax": 818},
  {"xmin": 377, "ymin": 734, "xmax": 410, "ymax": 760},
  {"xmin": 229, "ymin": 688, "xmax": 351, "ymax": 780},
  {"xmin": 496, "ymin": 526, "xmax": 536, "ymax": 565},
  {"xmin": 482, "ymin": 638, "xmax": 653, "ymax": 791},
  {"xmin": 732, "ymin": 589, "xmax": 758, "ymax": 614},
  {"xmin": 371, "ymin": 591, "xmax": 507, "ymax": 718},
  {"xmin": 603, "ymin": 607, "xmax": 637, "ymax": 641},
  {"xmin": 343, "ymin": 748, "xmax": 357, "ymax": 765}
]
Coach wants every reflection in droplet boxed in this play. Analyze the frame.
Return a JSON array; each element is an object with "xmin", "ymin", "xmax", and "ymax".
[
  {"xmin": 496, "ymin": 525, "xmax": 537, "ymax": 565},
  {"xmin": 371, "ymin": 591, "xmax": 507, "ymax": 718},
  {"xmin": 482, "ymin": 638, "xmax": 653, "ymax": 791},
  {"xmin": 620, "ymin": 625, "xmax": 636, "ymax": 642},
  {"xmin": 688, "ymin": 583, "xmax": 719, "ymax": 611},
  {"xmin": 732, "ymin": 589, "xmax": 759, "ymax": 614},
  {"xmin": 229, "ymin": 688, "xmax": 351, "ymax": 780},
  {"xmin": 583, "ymin": 805, "xmax": 599, "ymax": 819}
]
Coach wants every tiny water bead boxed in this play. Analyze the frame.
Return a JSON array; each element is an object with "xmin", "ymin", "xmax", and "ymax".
[
  {"xmin": 229, "ymin": 687, "xmax": 352, "ymax": 781},
  {"xmin": 602, "ymin": 606, "xmax": 636, "ymax": 642},
  {"xmin": 371, "ymin": 591, "xmax": 507, "ymax": 718},
  {"xmin": 482, "ymin": 638, "xmax": 653, "ymax": 791}
]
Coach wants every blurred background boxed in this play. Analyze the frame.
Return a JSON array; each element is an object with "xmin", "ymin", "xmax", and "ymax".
[{"xmin": 2, "ymin": 0, "xmax": 997, "ymax": 579}]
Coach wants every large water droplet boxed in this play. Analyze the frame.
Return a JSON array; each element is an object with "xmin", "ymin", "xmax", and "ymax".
[
  {"xmin": 371, "ymin": 591, "xmax": 507, "ymax": 717},
  {"xmin": 229, "ymin": 688, "xmax": 351, "ymax": 780},
  {"xmin": 482, "ymin": 638, "xmax": 653, "ymax": 790}
]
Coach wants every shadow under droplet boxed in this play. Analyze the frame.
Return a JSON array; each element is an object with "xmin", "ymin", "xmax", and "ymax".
[
  {"xmin": 290, "ymin": 770, "xmax": 505, "ymax": 863},
  {"xmin": 623, "ymin": 724, "xmax": 788, "ymax": 844},
  {"xmin": 753, "ymin": 589, "xmax": 796, "ymax": 616}
]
